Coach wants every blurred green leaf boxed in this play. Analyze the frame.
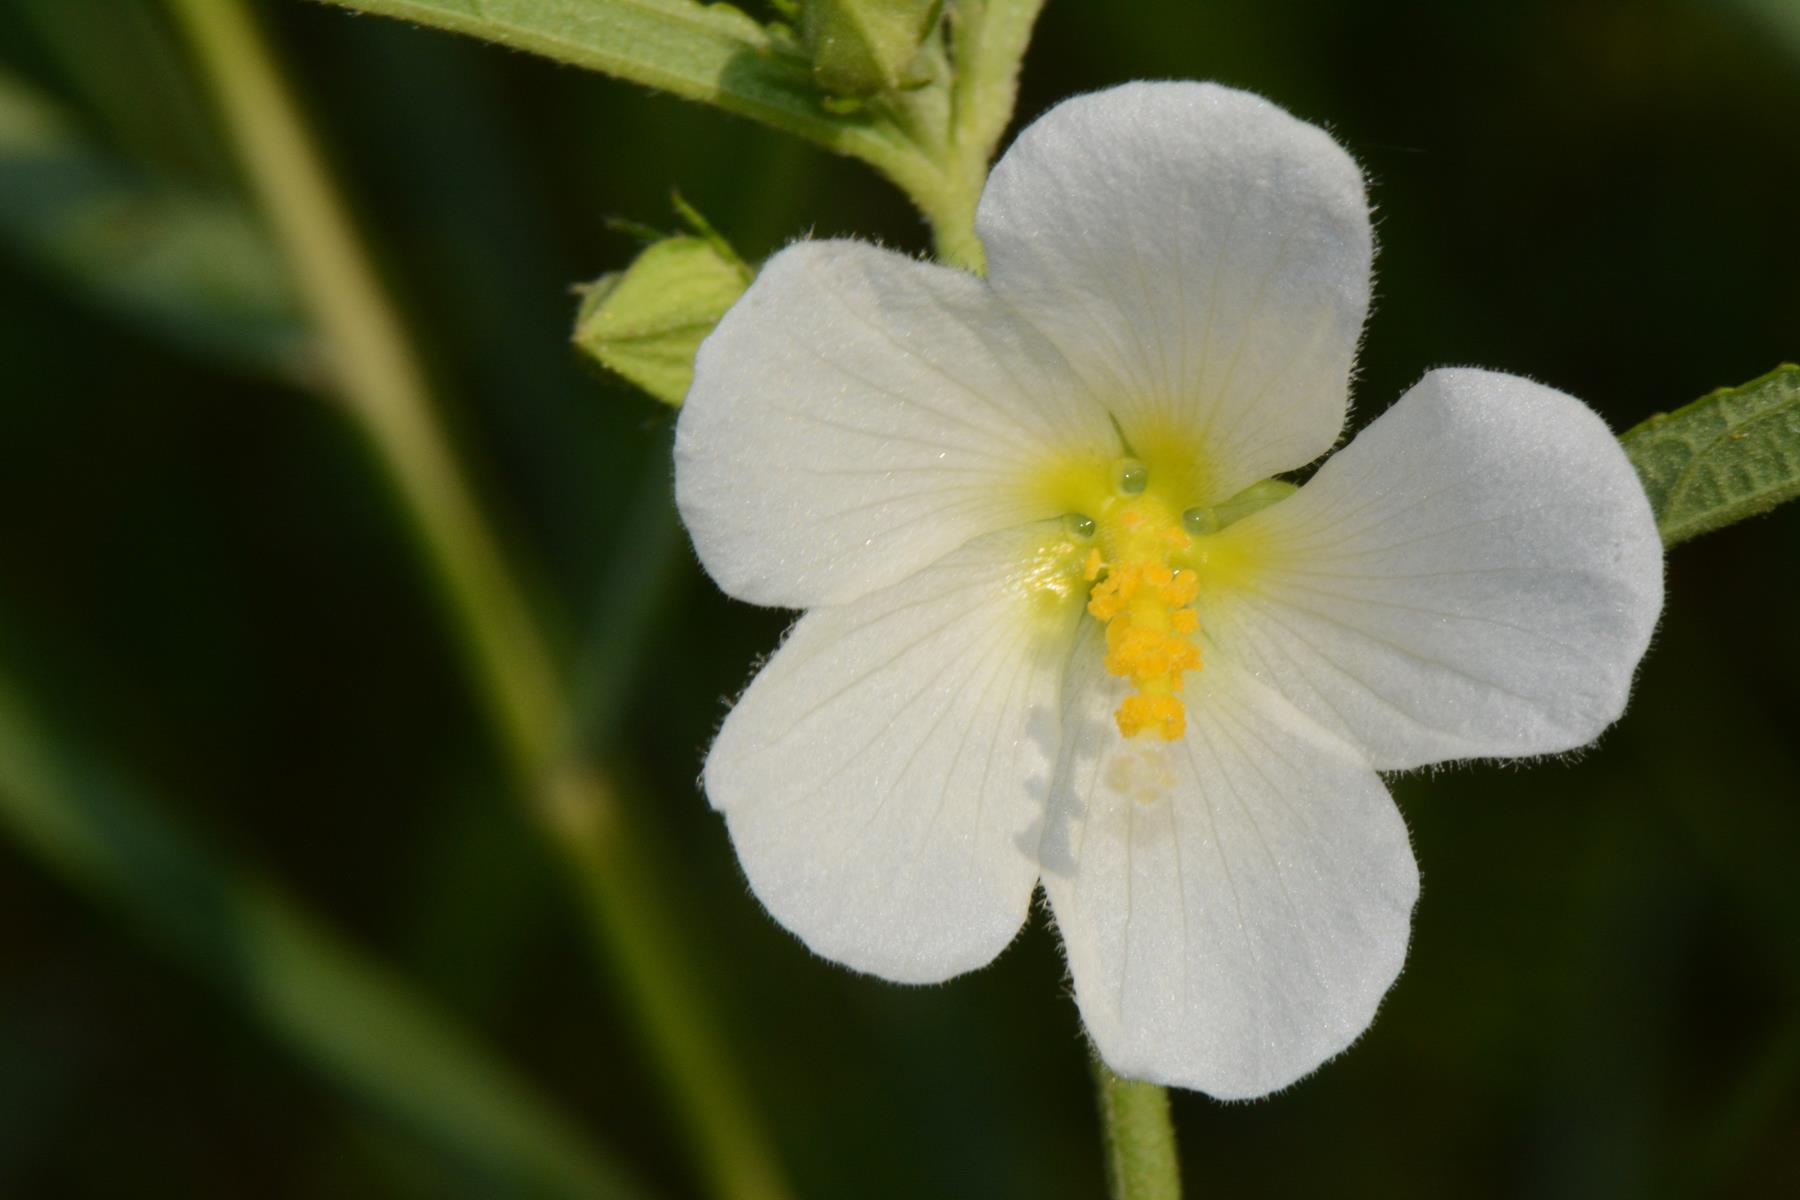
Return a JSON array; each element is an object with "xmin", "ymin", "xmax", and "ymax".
[
  {"xmin": 1622, "ymin": 365, "xmax": 1800, "ymax": 547},
  {"xmin": 0, "ymin": 672, "xmax": 653, "ymax": 1200},
  {"xmin": 0, "ymin": 71, "xmax": 310, "ymax": 378},
  {"xmin": 1736, "ymin": 0, "xmax": 1800, "ymax": 60},
  {"xmin": 573, "ymin": 224, "xmax": 750, "ymax": 406},
  {"xmin": 801, "ymin": 0, "xmax": 943, "ymax": 97},
  {"xmin": 8, "ymin": 0, "xmax": 232, "ymax": 187}
]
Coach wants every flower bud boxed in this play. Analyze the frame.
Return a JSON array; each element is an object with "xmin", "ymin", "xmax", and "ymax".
[
  {"xmin": 573, "ymin": 234, "xmax": 750, "ymax": 407},
  {"xmin": 800, "ymin": 0, "xmax": 942, "ymax": 98}
]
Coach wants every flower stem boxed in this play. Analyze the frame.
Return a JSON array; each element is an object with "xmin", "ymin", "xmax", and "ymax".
[
  {"xmin": 1092, "ymin": 1056, "xmax": 1183, "ymax": 1200},
  {"xmin": 871, "ymin": 0, "xmax": 1047, "ymax": 273},
  {"xmin": 915, "ymin": 174, "xmax": 986, "ymax": 273},
  {"xmin": 161, "ymin": 2, "xmax": 789, "ymax": 1197}
]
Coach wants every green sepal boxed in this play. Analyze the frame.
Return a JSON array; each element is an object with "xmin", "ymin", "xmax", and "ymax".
[
  {"xmin": 572, "ymin": 208, "xmax": 751, "ymax": 407},
  {"xmin": 801, "ymin": 0, "xmax": 944, "ymax": 98},
  {"xmin": 1620, "ymin": 364, "xmax": 1800, "ymax": 547}
]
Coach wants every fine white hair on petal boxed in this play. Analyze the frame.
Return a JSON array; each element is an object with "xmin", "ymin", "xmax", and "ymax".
[
  {"xmin": 1041, "ymin": 626, "xmax": 1419, "ymax": 1099},
  {"xmin": 1197, "ymin": 367, "xmax": 1665, "ymax": 770},
  {"xmin": 675, "ymin": 240, "xmax": 1119, "ymax": 611},
  {"xmin": 978, "ymin": 81, "xmax": 1373, "ymax": 500},
  {"xmin": 705, "ymin": 526, "xmax": 1083, "ymax": 985}
]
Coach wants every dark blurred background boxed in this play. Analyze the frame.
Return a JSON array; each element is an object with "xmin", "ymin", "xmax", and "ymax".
[{"xmin": 1, "ymin": 0, "xmax": 1797, "ymax": 1196}]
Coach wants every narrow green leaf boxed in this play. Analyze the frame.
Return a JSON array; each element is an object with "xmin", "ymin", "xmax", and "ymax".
[
  {"xmin": 573, "ymin": 233, "xmax": 750, "ymax": 406},
  {"xmin": 312, "ymin": 0, "xmax": 917, "ymax": 165},
  {"xmin": 0, "ymin": 673, "xmax": 652, "ymax": 1200},
  {"xmin": 1620, "ymin": 365, "xmax": 1800, "ymax": 547},
  {"xmin": 0, "ymin": 71, "xmax": 311, "ymax": 378}
]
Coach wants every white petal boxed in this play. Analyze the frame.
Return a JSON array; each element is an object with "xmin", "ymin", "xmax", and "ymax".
[
  {"xmin": 1042, "ymin": 632, "xmax": 1418, "ymax": 1099},
  {"xmin": 978, "ymin": 82, "xmax": 1372, "ymax": 497},
  {"xmin": 705, "ymin": 527, "xmax": 1083, "ymax": 984},
  {"xmin": 1200, "ymin": 368, "xmax": 1664, "ymax": 769},
  {"xmin": 676, "ymin": 240, "xmax": 1118, "ymax": 609}
]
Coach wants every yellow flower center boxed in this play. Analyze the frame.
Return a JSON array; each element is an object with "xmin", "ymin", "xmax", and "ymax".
[
  {"xmin": 1024, "ymin": 447, "xmax": 1287, "ymax": 744},
  {"xmin": 1084, "ymin": 493, "xmax": 1202, "ymax": 740}
]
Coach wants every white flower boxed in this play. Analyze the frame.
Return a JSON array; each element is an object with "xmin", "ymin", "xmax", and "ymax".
[{"xmin": 674, "ymin": 82, "xmax": 1663, "ymax": 1098}]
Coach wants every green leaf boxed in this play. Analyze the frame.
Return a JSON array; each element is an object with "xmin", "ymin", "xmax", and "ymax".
[
  {"xmin": 312, "ymin": 0, "xmax": 1046, "ymax": 270},
  {"xmin": 312, "ymin": 0, "xmax": 918, "ymax": 165},
  {"xmin": 1620, "ymin": 365, "xmax": 1800, "ymax": 547},
  {"xmin": 801, "ymin": 0, "xmax": 943, "ymax": 97},
  {"xmin": 0, "ymin": 673, "xmax": 652, "ymax": 1200},
  {"xmin": 0, "ymin": 71, "xmax": 311, "ymax": 378},
  {"xmin": 573, "ymin": 227, "xmax": 751, "ymax": 406}
]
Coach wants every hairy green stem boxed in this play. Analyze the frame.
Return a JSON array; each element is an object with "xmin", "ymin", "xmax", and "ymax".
[
  {"xmin": 1092, "ymin": 1057, "xmax": 1183, "ymax": 1200},
  {"xmin": 912, "ymin": 166, "xmax": 985, "ymax": 272},
  {"xmin": 162, "ymin": 2, "xmax": 789, "ymax": 1197},
  {"xmin": 891, "ymin": 0, "xmax": 1046, "ymax": 270}
]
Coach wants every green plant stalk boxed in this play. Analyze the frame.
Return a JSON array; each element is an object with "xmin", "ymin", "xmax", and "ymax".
[
  {"xmin": 161, "ymin": 2, "xmax": 789, "ymax": 1198},
  {"xmin": 948, "ymin": 0, "xmax": 1046, "ymax": 168},
  {"xmin": 542, "ymin": 762, "xmax": 794, "ymax": 1200},
  {"xmin": 163, "ymin": 0, "xmax": 560, "ymax": 774},
  {"xmin": 861, "ymin": 0, "xmax": 1043, "ymax": 269},
  {"xmin": 932, "ymin": 0, "xmax": 1045, "ymax": 269},
  {"xmin": 1091, "ymin": 1057, "xmax": 1182, "ymax": 1200}
]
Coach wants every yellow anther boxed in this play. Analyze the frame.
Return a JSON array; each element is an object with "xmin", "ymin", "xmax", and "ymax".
[
  {"xmin": 1116, "ymin": 693, "xmax": 1186, "ymax": 740},
  {"xmin": 1084, "ymin": 566, "xmax": 1137, "ymax": 621},
  {"xmin": 1104, "ymin": 617, "xmax": 1200, "ymax": 681},
  {"xmin": 1084, "ymin": 512, "xmax": 1204, "ymax": 741},
  {"xmin": 1083, "ymin": 548, "xmax": 1104, "ymax": 581}
]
